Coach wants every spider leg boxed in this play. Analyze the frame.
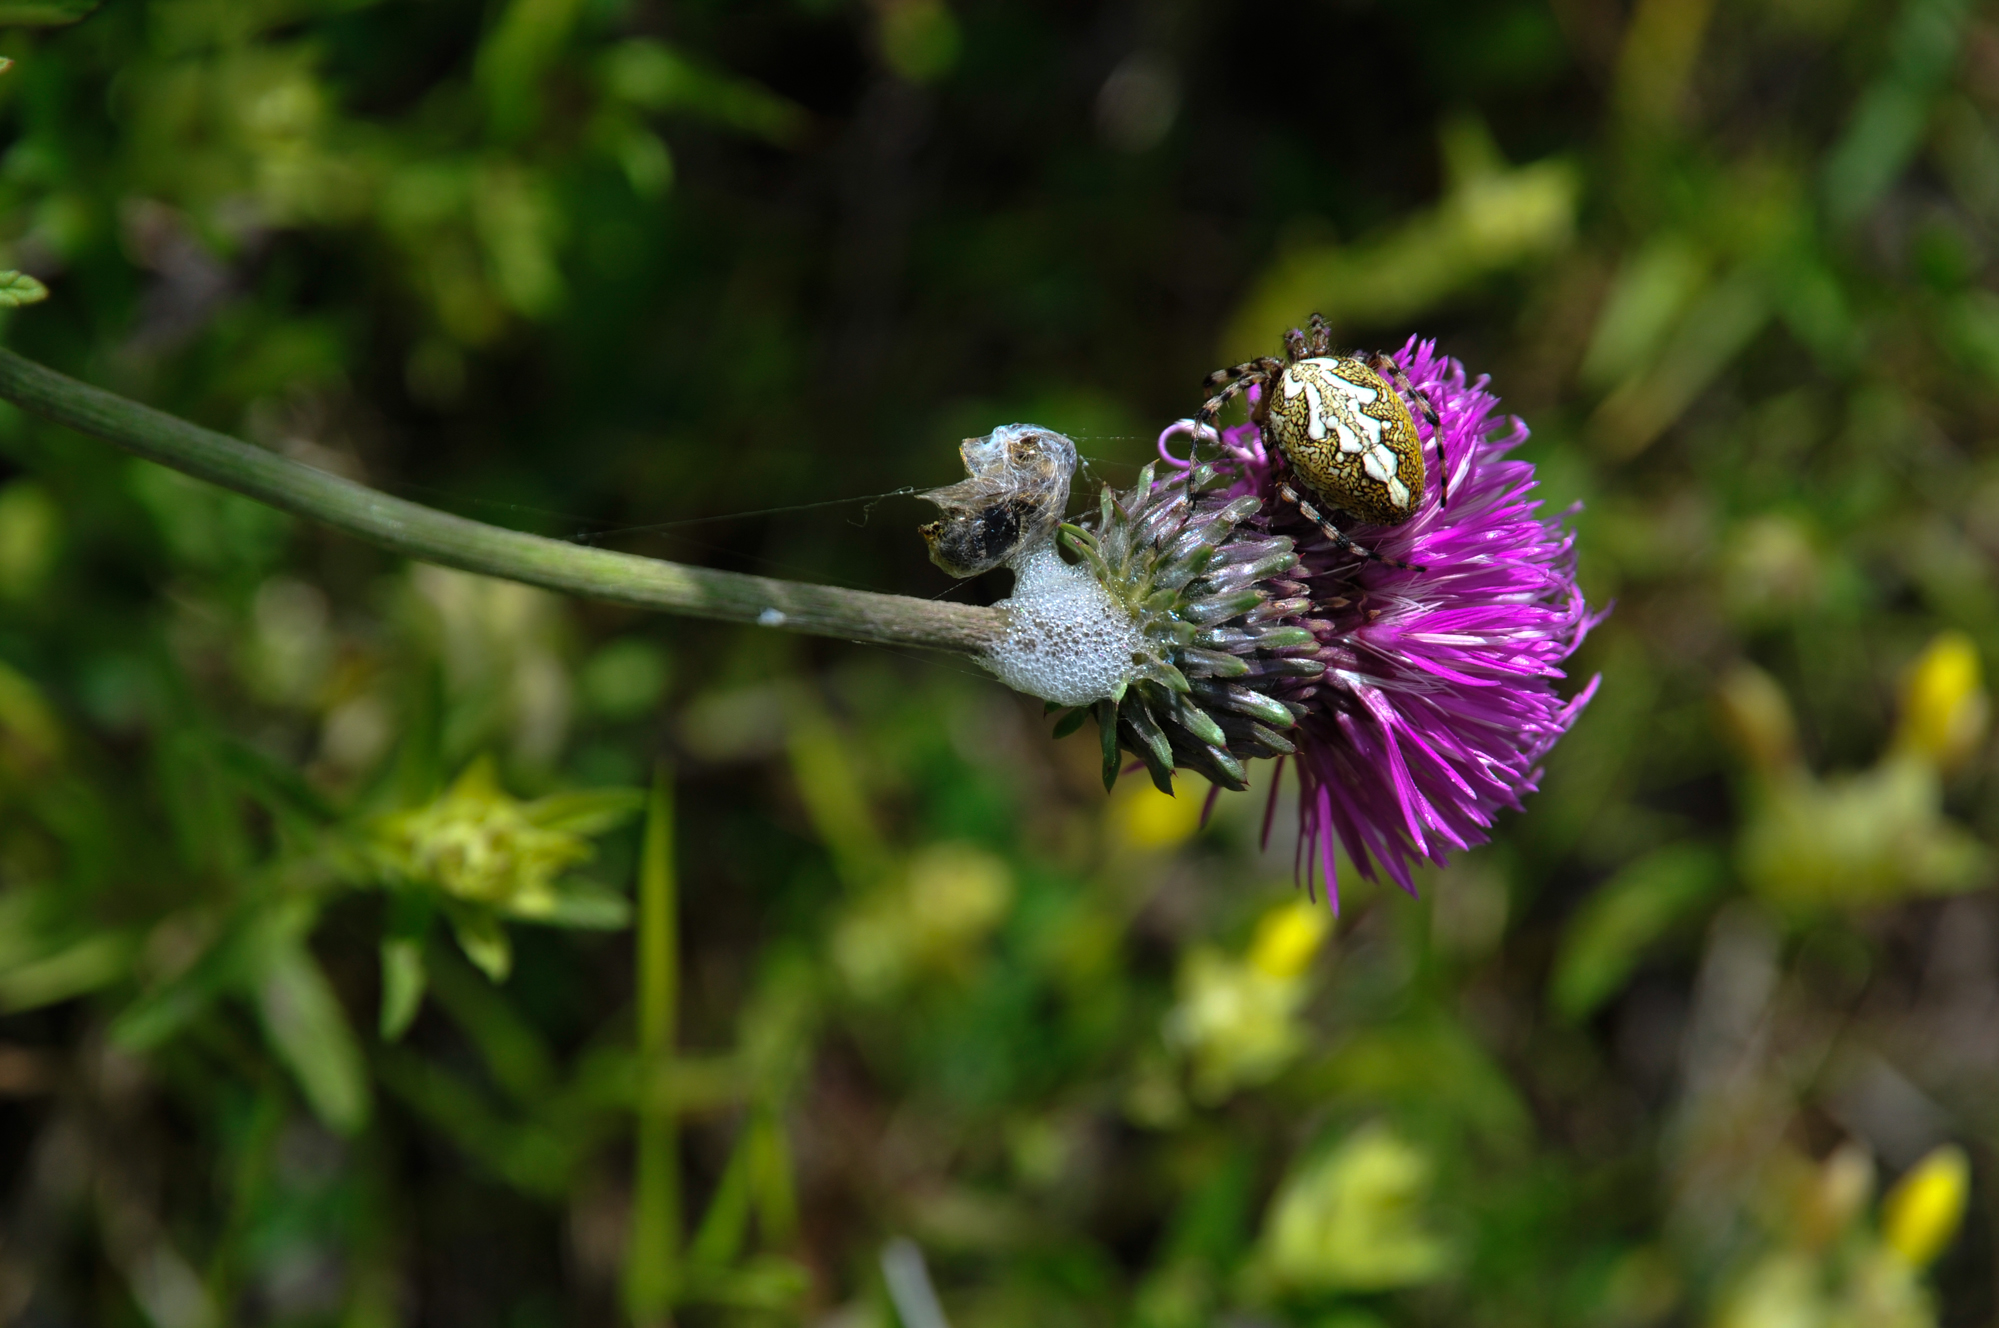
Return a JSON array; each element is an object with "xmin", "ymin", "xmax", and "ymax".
[
  {"xmin": 1306, "ymin": 313, "xmax": 1334, "ymax": 357},
  {"xmin": 1363, "ymin": 351, "xmax": 1441, "ymax": 432},
  {"xmin": 1284, "ymin": 327, "xmax": 1309, "ymax": 362},
  {"xmin": 1197, "ymin": 357, "xmax": 1284, "ymax": 436},
  {"xmin": 1276, "ymin": 479, "xmax": 1424, "ymax": 572},
  {"xmin": 1197, "ymin": 368, "xmax": 1264, "ymax": 438},
  {"xmin": 1200, "ymin": 356, "xmax": 1285, "ymax": 393},
  {"xmin": 1366, "ymin": 350, "xmax": 1449, "ymax": 509}
]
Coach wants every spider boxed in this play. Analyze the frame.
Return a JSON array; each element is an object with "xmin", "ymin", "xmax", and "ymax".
[{"xmin": 1197, "ymin": 314, "xmax": 1446, "ymax": 570}]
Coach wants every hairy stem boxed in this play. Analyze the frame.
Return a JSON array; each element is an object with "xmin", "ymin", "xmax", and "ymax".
[{"xmin": 0, "ymin": 348, "xmax": 1002, "ymax": 654}]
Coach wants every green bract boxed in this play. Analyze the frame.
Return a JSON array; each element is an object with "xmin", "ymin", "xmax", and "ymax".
[{"xmin": 1054, "ymin": 463, "xmax": 1323, "ymax": 794}]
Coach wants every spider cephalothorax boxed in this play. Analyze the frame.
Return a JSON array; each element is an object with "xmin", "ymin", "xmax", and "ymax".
[{"xmin": 1197, "ymin": 314, "xmax": 1445, "ymax": 569}]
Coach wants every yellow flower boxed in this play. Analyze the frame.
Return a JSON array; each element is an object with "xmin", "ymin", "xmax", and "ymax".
[
  {"xmin": 373, "ymin": 757, "xmax": 615, "ymax": 919},
  {"xmin": 1112, "ymin": 778, "xmax": 1207, "ymax": 851},
  {"xmin": 1894, "ymin": 633, "xmax": 1988, "ymax": 774},
  {"xmin": 1247, "ymin": 900, "xmax": 1331, "ymax": 979},
  {"xmin": 1881, "ymin": 1145, "xmax": 1969, "ymax": 1270}
]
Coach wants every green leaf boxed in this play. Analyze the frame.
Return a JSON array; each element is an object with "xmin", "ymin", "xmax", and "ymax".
[
  {"xmin": 1050, "ymin": 708, "xmax": 1087, "ymax": 740},
  {"xmin": 380, "ymin": 892, "xmax": 433, "ymax": 1040},
  {"xmin": 688, "ymin": 1125, "xmax": 755, "ymax": 1267},
  {"xmin": 523, "ymin": 786, "xmax": 644, "ymax": 835},
  {"xmin": 424, "ymin": 941, "xmax": 555, "ymax": 1101},
  {"xmin": 0, "ymin": 932, "xmax": 136, "ymax": 1011},
  {"xmin": 1312, "ymin": 1014, "xmax": 1531, "ymax": 1149},
  {"xmin": 110, "ymin": 902, "xmax": 306, "ymax": 1051},
  {"xmin": 211, "ymin": 733, "xmax": 338, "ymax": 826},
  {"xmin": 112, "ymin": 966, "xmax": 228, "ymax": 1051},
  {"xmin": 256, "ymin": 941, "xmax": 372, "ymax": 1135},
  {"xmin": 1550, "ymin": 843, "xmax": 1727, "ymax": 1022},
  {"xmin": 379, "ymin": 937, "xmax": 426, "ymax": 1041},
  {"xmin": 681, "ymin": 1115, "xmax": 808, "ymax": 1266},
  {"xmin": 374, "ymin": 1047, "xmax": 577, "ymax": 1197},
  {"xmin": 0, "ymin": 271, "xmax": 46, "ymax": 306},
  {"xmin": 746, "ymin": 1109, "xmax": 798, "ymax": 1246},
  {"xmin": 0, "ymin": 1, "xmax": 97, "ymax": 27},
  {"xmin": 392, "ymin": 661, "xmax": 446, "ymax": 808},
  {"xmin": 476, "ymin": 0, "xmax": 590, "ymax": 137},
  {"xmin": 0, "ymin": 885, "xmax": 56, "ymax": 975},
  {"xmin": 600, "ymin": 40, "xmax": 808, "ymax": 146},
  {"xmin": 527, "ymin": 879, "xmax": 631, "ymax": 929},
  {"xmin": 448, "ymin": 904, "xmax": 513, "ymax": 982},
  {"xmin": 626, "ymin": 764, "xmax": 679, "ymax": 1322},
  {"xmin": 1256, "ymin": 1124, "xmax": 1454, "ymax": 1294},
  {"xmin": 1821, "ymin": 0, "xmax": 1973, "ymax": 228},
  {"xmin": 879, "ymin": 0, "xmax": 961, "ymax": 83},
  {"xmin": 677, "ymin": 1255, "xmax": 811, "ymax": 1311}
]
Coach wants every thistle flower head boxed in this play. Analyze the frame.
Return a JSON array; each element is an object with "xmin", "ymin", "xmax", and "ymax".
[
  {"xmin": 927, "ymin": 342, "xmax": 1597, "ymax": 909},
  {"xmin": 1163, "ymin": 336, "xmax": 1601, "ymax": 905}
]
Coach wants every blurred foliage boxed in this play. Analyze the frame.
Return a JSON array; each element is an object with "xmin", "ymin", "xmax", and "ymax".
[{"xmin": 0, "ymin": 0, "xmax": 1994, "ymax": 1326}]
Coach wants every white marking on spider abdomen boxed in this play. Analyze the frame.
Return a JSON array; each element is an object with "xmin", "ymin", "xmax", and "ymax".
[
  {"xmin": 1361, "ymin": 444, "xmax": 1397, "ymax": 482},
  {"xmin": 1299, "ymin": 377, "xmax": 1328, "ymax": 441},
  {"xmin": 1294, "ymin": 359, "xmax": 1384, "ymax": 454}
]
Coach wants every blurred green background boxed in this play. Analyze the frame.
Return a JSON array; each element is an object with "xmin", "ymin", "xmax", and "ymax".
[{"xmin": 0, "ymin": 0, "xmax": 1992, "ymax": 1325}]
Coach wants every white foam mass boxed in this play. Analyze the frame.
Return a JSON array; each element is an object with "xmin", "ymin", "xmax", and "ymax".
[{"xmin": 984, "ymin": 542, "xmax": 1144, "ymax": 706}]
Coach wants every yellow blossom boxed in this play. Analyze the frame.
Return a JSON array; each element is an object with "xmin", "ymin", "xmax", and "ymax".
[
  {"xmin": 374, "ymin": 757, "xmax": 598, "ymax": 918},
  {"xmin": 1246, "ymin": 899, "xmax": 1331, "ymax": 979},
  {"xmin": 1112, "ymin": 778, "xmax": 1207, "ymax": 850},
  {"xmin": 1894, "ymin": 634, "xmax": 1988, "ymax": 774},
  {"xmin": 1881, "ymin": 1145, "xmax": 1969, "ymax": 1270}
]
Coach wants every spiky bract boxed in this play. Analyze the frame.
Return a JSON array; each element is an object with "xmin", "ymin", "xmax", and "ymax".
[{"xmin": 1055, "ymin": 462, "xmax": 1326, "ymax": 794}]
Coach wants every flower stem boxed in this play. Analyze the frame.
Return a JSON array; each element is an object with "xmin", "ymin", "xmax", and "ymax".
[{"xmin": 0, "ymin": 347, "xmax": 1002, "ymax": 653}]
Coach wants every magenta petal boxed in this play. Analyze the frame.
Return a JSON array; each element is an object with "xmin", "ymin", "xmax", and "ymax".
[{"xmin": 1218, "ymin": 337, "xmax": 1601, "ymax": 893}]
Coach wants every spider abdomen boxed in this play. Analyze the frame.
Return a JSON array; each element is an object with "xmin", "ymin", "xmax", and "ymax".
[{"xmin": 1266, "ymin": 357, "xmax": 1425, "ymax": 526}]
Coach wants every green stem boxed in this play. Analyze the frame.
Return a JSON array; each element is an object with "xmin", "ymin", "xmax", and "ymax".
[
  {"xmin": 0, "ymin": 348, "xmax": 1002, "ymax": 654},
  {"xmin": 625, "ymin": 765, "xmax": 680, "ymax": 1325}
]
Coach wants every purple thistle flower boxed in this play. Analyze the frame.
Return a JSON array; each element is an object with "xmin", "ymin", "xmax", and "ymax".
[{"xmin": 1162, "ymin": 337, "xmax": 1602, "ymax": 907}]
